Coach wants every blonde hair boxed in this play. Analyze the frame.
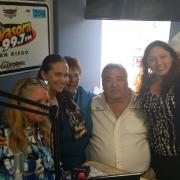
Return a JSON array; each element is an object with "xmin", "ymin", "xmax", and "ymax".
[{"xmin": 3, "ymin": 78, "xmax": 51, "ymax": 154}]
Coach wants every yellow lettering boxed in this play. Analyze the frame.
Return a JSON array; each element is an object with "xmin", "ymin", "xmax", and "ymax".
[
  {"xmin": 16, "ymin": 25, "xmax": 23, "ymax": 35},
  {"xmin": 0, "ymin": 29, "xmax": 5, "ymax": 41},
  {"xmin": 4, "ymin": 28, "xmax": 12, "ymax": 39},
  {"xmin": 11, "ymin": 26, "xmax": 17, "ymax": 36},
  {"xmin": 24, "ymin": 22, "xmax": 32, "ymax": 32}
]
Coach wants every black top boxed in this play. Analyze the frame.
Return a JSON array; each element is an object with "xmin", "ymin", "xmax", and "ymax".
[
  {"xmin": 140, "ymin": 90, "xmax": 177, "ymax": 156},
  {"xmin": 140, "ymin": 77, "xmax": 180, "ymax": 157}
]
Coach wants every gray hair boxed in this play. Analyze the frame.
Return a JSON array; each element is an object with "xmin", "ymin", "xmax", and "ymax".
[{"xmin": 101, "ymin": 63, "xmax": 128, "ymax": 79}]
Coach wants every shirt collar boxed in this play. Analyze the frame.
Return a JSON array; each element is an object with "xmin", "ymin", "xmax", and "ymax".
[{"xmin": 92, "ymin": 90, "xmax": 139, "ymax": 110}]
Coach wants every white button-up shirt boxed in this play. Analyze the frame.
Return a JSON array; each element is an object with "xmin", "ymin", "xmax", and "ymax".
[{"xmin": 86, "ymin": 92, "xmax": 150, "ymax": 173}]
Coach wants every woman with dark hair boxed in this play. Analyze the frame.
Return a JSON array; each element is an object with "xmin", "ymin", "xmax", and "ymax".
[
  {"xmin": 63, "ymin": 56, "xmax": 94, "ymax": 127},
  {"xmin": 38, "ymin": 54, "xmax": 69, "ymax": 105},
  {"xmin": 62, "ymin": 56, "xmax": 94, "ymax": 170},
  {"xmin": 0, "ymin": 54, "xmax": 92, "ymax": 171},
  {"xmin": 38, "ymin": 54, "xmax": 92, "ymax": 170},
  {"xmin": 139, "ymin": 40, "xmax": 180, "ymax": 180}
]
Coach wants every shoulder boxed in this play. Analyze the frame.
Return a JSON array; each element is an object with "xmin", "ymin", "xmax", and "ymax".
[
  {"xmin": 173, "ymin": 76, "xmax": 180, "ymax": 96},
  {"xmin": 130, "ymin": 90, "xmax": 141, "ymax": 108},
  {"xmin": 92, "ymin": 93, "xmax": 103, "ymax": 101},
  {"xmin": 174, "ymin": 76, "xmax": 180, "ymax": 89},
  {"xmin": 128, "ymin": 91, "xmax": 145, "ymax": 118},
  {"xmin": 174, "ymin": 76, "xmax": 180, "ymax": 104},
  {"xmin": 77, "ymin": 86, "xmax": 95, "ymax": 99},
  {"xmin": 91, "ymin": 93, "xmax": 106, "ymax": 109}
]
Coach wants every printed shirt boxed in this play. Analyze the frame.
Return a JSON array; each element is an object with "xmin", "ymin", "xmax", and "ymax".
[
  {"xmin": 0, "ymin": 125, "xmax": 54, "ymax": 180},
  {"xmin": 86, "ymin": 91, "xmax": 150, "ymax": 173},
  {"xmin": 140, "ymin": 91, "xmax": 178, "ymax": 157},
  {"xmin": 59, "ymin": 86, "xmax": 94, "ymax": 170},
  {"xmin": 75, "ymin": 86, "xmax": 95, "ymax": 137}
]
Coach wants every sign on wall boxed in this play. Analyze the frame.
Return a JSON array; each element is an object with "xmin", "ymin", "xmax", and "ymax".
[
  {"xmin": 0, "ymin": 1, "xmax": 50, "ymax": 76},
  {"xmin": 132, "ymin": 56, "xmax": 142, "ymax": 67}
]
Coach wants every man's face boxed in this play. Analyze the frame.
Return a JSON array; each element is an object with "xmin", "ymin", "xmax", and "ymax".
[{"xmin": 102, "ymin": 68, "xmax": 129, "ymax": 101}]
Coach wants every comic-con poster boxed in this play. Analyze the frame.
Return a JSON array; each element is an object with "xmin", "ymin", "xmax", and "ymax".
[{"xmin": 0, "ymin": 1, "xmax": 49, "ymax": 76}]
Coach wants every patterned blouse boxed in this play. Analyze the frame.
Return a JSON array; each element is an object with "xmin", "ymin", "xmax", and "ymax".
[
  {"xmin": 140, "ymin": 91, "xmax": 178, "ymax": 157},
  {"xmin": 0, "ymin": 125, "xmax": 54, "ymax": 180}
]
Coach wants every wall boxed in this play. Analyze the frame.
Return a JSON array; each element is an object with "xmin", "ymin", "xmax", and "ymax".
[
  {"xmin": 0, "ymin": 0, "xmax": 54, "ymax": 92},
  {"xmin": 0, "ymin": 0, "xmax": 102, "ymax": 93},
  {"xmin": 169, "ymin": 22, "xmax": 180, "ymax": 41},
  {"xmin": 0, "ymin": 0, "xmax": 53, "ymax": 115},
  {"xmin": 2, "ymin": 0, "xmax": 178, "ymax": 113},
  {"xmin": 54, "ymin": 0, "xmax": 102, "ymax": 91},
  {"xmin": 0, "ymin": 0, "xmax": 102, "ymax": 115}
]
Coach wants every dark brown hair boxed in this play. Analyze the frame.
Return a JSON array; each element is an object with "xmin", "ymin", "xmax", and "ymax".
[
  {"xmin": 102, "ymin": 63, "xmax": 128, "ymax": 80},
  {"xmin": 64, "ymin": 56, "xmax": 81, "ymax": 74},
  {"xmin": 37, "ymin": 54, "xmax": 67, "ymax": 79},
  {"xmin": 139, "ymin": 40, "xmax": 180, "ymax": 95}
]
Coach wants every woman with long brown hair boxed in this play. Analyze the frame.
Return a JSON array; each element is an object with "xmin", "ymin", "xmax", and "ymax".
[
  {"xmin": 38, "ymin": 54, "xmax": 92, "ymax": 170},
  {"xmin": 139, "ymin": 40, "xmax": 180, "ymax": 180}
]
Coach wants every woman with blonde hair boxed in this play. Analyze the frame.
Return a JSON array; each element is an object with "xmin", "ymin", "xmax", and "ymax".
[{"xmin": 0, "ymin": 78, "xmax": 54, "ymax": 179}]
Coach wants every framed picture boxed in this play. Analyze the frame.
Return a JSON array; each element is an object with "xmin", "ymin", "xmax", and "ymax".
[
  {"xmin": 132, "ymin": 56, "xmax": 142, "ymax": 67},
  {"xmin": 0, "ymin": 1, "xmax": 50, "ymax": 76}
]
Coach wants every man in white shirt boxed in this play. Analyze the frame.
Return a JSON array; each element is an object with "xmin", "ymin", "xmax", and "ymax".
[{"xmin": 86, "ymin": 63, "xmax": 150, "ymax": 173}]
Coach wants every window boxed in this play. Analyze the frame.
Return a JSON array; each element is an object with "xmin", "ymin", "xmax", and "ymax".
[{"xmin": 101, "ymin": 20, "xmax": 171, "ymax": 90}]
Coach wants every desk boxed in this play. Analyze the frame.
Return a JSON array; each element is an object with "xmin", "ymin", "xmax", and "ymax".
[
  {"xmin": 84, "ymin": 161, "xmax": 126, "ymax": 176},
  {"xmin": 84, "ymin": 161, "xmax": 156, "ymax": 180}
]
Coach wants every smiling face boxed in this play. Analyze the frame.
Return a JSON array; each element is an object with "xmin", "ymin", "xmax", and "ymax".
[
  {"xmin": 102, "ymin": 67, "xmax": 129, "ymax": 101},
  {"xmin": 147, "ymin": 46, "xmax": 173, "ymax": 77},
  {"xmin": 64, "ymin": 67, "xmax": 80, "ymax": 94},
  {"xmin": 22, "ymin": 85, "xmax": 49, "ymax": 126},
  {"xmin": 42, "ymin": 61, "xmax": 69, "ymax": 93}
]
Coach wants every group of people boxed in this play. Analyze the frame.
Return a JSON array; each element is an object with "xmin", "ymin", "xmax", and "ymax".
[{"xmin": 0, "ymin": 40, "xmax": 180, "ymax": 180}]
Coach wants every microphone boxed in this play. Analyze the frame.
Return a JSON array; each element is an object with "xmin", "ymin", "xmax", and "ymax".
[
  {"xmin": 0, "ymin": 90, "xmax": 49, "ymax": 116},
  {"xmin": 0, "ymin": 89, "xmax": 63, "ymax": 179},
  {"xmin": 14, "ymin": 152, "xmax": 23, "ymax": 180}
]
